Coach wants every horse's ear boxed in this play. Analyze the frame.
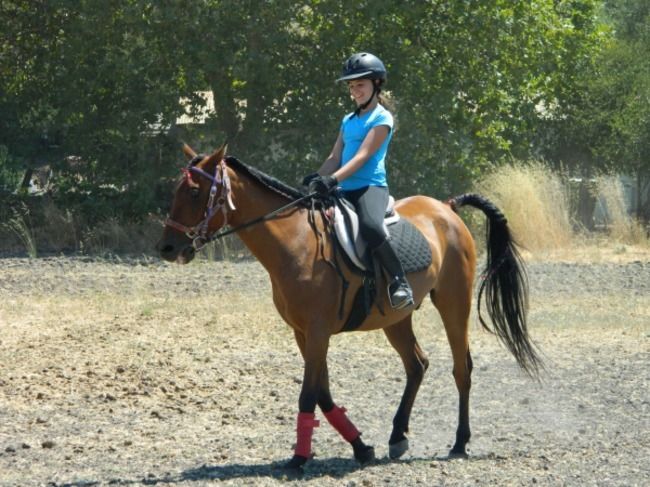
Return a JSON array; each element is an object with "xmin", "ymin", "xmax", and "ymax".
[
  {"xmin": 182, "ymin": 143, "xmax": 197, "ymax": 161},
  {"xmin": 204, "ymin": 143, "xmax": 227, "ymax": 166}
]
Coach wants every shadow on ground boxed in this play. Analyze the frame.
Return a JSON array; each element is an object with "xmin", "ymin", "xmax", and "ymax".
[{"xmin": 49, "ymin": 454, "xmax": 482, "ymax": 486}]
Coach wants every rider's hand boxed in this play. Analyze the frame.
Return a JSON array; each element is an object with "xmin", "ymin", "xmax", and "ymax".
[
  {"xmin": 302, "ymin": 172, "xmax": 319, "ymax": 186},
  {"xmin": 308, "ymin": 175, "xmax": 338, "ymax": 196}
]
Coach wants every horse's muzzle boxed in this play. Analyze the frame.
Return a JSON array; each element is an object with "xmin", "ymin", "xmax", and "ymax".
[{"xmin": 156, "ymin": 238, "xmax": 195, "ymax": 264}]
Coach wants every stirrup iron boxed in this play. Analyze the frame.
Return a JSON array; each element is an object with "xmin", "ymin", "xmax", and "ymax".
[{"xmin": 387, "ymin": 277, "xmax": 414, "ymax": 310}]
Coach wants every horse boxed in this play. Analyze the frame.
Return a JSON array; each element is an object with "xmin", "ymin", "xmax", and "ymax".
[{"xmin": 156, "ymin": 143, "xmax": 541, "ymax": 469}]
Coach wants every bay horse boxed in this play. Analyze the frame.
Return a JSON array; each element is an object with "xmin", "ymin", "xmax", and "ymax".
[{"xmin": 157, "ymin": 143, "xmax": 541, "ymax": 469}]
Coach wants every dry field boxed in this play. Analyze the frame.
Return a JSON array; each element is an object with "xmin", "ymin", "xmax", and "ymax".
[{"xmin": 0, "ymin": 251, "xmax": 649, "ymax": 486}]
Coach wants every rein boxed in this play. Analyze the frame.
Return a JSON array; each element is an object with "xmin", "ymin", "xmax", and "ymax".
[
  {"xmin": 203, "ymin": 192, "xmax": 317, "ymax": 241},
  {"xmin": 165, "ymin": 158, "xmax": 316, "ymax": 250}
]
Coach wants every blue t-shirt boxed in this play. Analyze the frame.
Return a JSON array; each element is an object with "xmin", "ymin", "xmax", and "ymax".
[{"xmin": 339, "ymin": 104, "xmax": 393, "ymax": 191}]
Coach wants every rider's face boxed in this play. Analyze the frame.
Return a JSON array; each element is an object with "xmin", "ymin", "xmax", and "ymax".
[{"xmin": 347, "ymin": 79, "xmax": 375, "ymax": 106}]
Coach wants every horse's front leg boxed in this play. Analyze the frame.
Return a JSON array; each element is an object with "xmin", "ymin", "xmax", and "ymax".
[
  {"xmin": 287, "ymin": 330, "xmax": 374, "ymax": 469},
  {"xmin": 284, "ymin": 328, "xmax": 330, "ymax": 469},
  {"xmin": 318, "ymin": 360, "xmax": 375, "ymax": 464}
]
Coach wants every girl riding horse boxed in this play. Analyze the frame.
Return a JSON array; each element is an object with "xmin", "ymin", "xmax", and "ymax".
[{"xmin": 303, "ymin": 52, "xmax": 414, "ymax": 310}]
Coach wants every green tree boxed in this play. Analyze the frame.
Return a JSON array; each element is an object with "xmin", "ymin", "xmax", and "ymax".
[
  {"xmin": 1, "ymin": 0, "xmax": 607, "ymax": 227},
  {"xmin": 547, "ymin": 0, "xmax": 650, "ymax": 218}
]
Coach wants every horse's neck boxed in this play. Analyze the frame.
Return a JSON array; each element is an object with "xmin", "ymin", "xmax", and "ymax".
[{"xmin": 228, "ymin": 171, "xmax": 313, "ymax": 275}]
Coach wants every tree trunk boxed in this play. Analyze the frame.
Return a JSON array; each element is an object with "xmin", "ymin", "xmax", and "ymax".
[
  {"xmin": 208, "ymin": 72, "xmax": 241, "ymax": 144},
  {"xmin": 20, "ymin": 168, "xmax": 34, "ymax": 191}
]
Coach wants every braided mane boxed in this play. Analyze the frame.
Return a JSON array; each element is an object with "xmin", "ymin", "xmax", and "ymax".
[
  {"xmin": 189, "ymin": 153, "xmax": 308, "ymax": 205},
  {"xmin": 225, "ymin": 156, "xmax": 309, "ymax": 204}
]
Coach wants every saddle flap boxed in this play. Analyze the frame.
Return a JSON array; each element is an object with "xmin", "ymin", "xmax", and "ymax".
[{"xmin": 333, "ymin": 196, "xmax": 400, "ymax": 271}]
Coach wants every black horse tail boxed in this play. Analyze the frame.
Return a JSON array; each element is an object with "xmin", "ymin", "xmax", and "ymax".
[{"xmin": 448, "ymin": 193, "xmax": 542, "ymax": 378}]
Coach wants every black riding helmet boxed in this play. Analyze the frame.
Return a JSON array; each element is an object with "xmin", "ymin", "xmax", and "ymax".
[
  {"xmin": 337, "ymin": 52, "xmax": 387, "ymax": 82},
  {"xmin": 337, "ymin": 52, "xmax": 387, "ymax": 116}
]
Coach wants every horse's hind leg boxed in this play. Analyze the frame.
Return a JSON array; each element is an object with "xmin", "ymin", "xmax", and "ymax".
[
  {"xmin": 433, "ymin": 278, "xmax": 473, "ymax": 458},
  {"xmin": 383, "ymin": 315, "xmax": 429, "ymax": 459}
]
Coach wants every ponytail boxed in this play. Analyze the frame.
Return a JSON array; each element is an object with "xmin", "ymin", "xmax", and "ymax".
[
  {"xmin": 378, "ymin": 91, "xmax": 396, "ymax": 113},
  {"xmin": 378, "ymin": 89, "xmax": 397, "ymax": 132}
]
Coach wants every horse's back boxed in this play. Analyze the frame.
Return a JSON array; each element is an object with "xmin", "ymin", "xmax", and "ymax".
[
  {"xmin": 395, "ymin": 194, "xmax": 477, "ymax": 286},
  {"xmin": 394, "ymin": 194, "xmax": 460, "ymax": 223},
  {"xmin": 395, "ymin": 194, "xmax": 473, "ymax": 248}
]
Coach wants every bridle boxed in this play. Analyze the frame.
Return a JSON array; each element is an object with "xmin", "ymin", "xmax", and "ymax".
[
  {"xmin": 165, "ymin": 157, "xmax": 317, "ymax": 251},
  {"xmin": 165, "ymin": 158, "xmax": 236, "ymax": 251}
]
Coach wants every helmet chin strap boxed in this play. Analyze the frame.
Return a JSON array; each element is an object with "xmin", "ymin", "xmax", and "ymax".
[{"xmin": 353, "ymin": 81, "xmax": 381, "ymax": 117}]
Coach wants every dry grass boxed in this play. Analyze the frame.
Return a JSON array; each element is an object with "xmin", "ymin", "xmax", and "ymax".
[
  {"xmin": 475, "ymin": 163, "xmax": 573, "ymax": 252},
  {"xmin": 2, "ymin": 212, "xmax": 38, "ymax": 258},
  {"xmin": 595, "ymin": 175, "xmax": 648, "ymax": 245},
  {"xmin": 80, "ymin": 217, "xmax": 157, "ymax": 255},
  {"xmin": 39, "ymin": 199, "xmax": 79, "ymax": 251},
  {"xmin": 522, "ymin": 240, "xmax": 650, "ymax": 263},
  {"xmin": 475, "ymin": 163, "xmax": 649, "ymax": 259}
]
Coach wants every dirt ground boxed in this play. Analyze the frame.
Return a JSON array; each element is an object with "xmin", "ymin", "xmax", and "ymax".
[{"xmin": 0, "ymin": 254, "xmax": 648, "ymax": 486}]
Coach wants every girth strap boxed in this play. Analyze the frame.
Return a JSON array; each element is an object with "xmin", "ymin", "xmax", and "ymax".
[{"xmin": 309, "ymin": 199, "xmax": 349, "ymax": 321}]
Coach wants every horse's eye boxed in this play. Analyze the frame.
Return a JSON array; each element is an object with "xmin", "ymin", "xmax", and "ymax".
[{"xmin": 190, "ymin": 187, "xmax": 200, "ymax": 198}]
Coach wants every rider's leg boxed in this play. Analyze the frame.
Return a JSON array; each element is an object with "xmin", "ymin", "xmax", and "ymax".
[
  {"xmin": 346, "ymin": 186, "xmax": 414, "ymax": 309},
  {"xmin": 373, "ymin": 238, "xmax": 414, "ymax": 309}
]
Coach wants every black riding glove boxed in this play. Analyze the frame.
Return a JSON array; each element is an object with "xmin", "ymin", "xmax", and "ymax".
[
  {"xmin": 308, "ymin": 175, "xmax": 338, "ymax": 196},
  {"xmin": 302, "ymin": 172, "xmax": 320, "ymax": 186}
]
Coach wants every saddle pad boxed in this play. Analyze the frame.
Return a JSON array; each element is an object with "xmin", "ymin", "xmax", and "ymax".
[
  {"xmin": 388, "ymin": 218, "xmax": 432, "ymax": 273},
  {"xmin": 339, "ymin": 218, "xmax": 432, "ymax": 333}
]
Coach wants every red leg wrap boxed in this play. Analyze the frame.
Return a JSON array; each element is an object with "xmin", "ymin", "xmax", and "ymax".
[
  {"xmin": 324, "ymin": 405, "xmax": 360, "ymax": 443},
  {"xmin": 294, "ymin": 412, "xmax": 320, "ymax": 458}
]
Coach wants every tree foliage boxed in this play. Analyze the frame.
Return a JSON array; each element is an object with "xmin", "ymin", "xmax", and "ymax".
[
  {"xmin": 0, "ymin": 0, "xmax": 610, "ymax": 224},
  {"xmin": 544, "ymin": 0, "xmax": 650, "ymax": 217}
]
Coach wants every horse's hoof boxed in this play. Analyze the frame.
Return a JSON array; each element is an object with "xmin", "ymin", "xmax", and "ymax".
[
  {"xmin": 283, "ymin": 454, "xmax": 309, "ymax": 470},
  {"xmin": 354, "ymin": 444, "xmax": 375, "ymax": 464},
  {"xmin": 447, "ymin": 448, "xmax": 468, "ymax": 460},
  {"xmin": 389, "ymin": 438, "xmax": 409, "ymax": 459}
]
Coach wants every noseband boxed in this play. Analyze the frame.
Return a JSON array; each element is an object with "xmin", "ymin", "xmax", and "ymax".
[{"xmin": 165, "ymin": 158, "xmax": 236, "ymax": 250}]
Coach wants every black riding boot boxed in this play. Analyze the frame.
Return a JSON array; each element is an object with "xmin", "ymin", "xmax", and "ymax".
[{"xmin": 373, "ymin": 239, "xmax": 414, "ymax": 310}]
